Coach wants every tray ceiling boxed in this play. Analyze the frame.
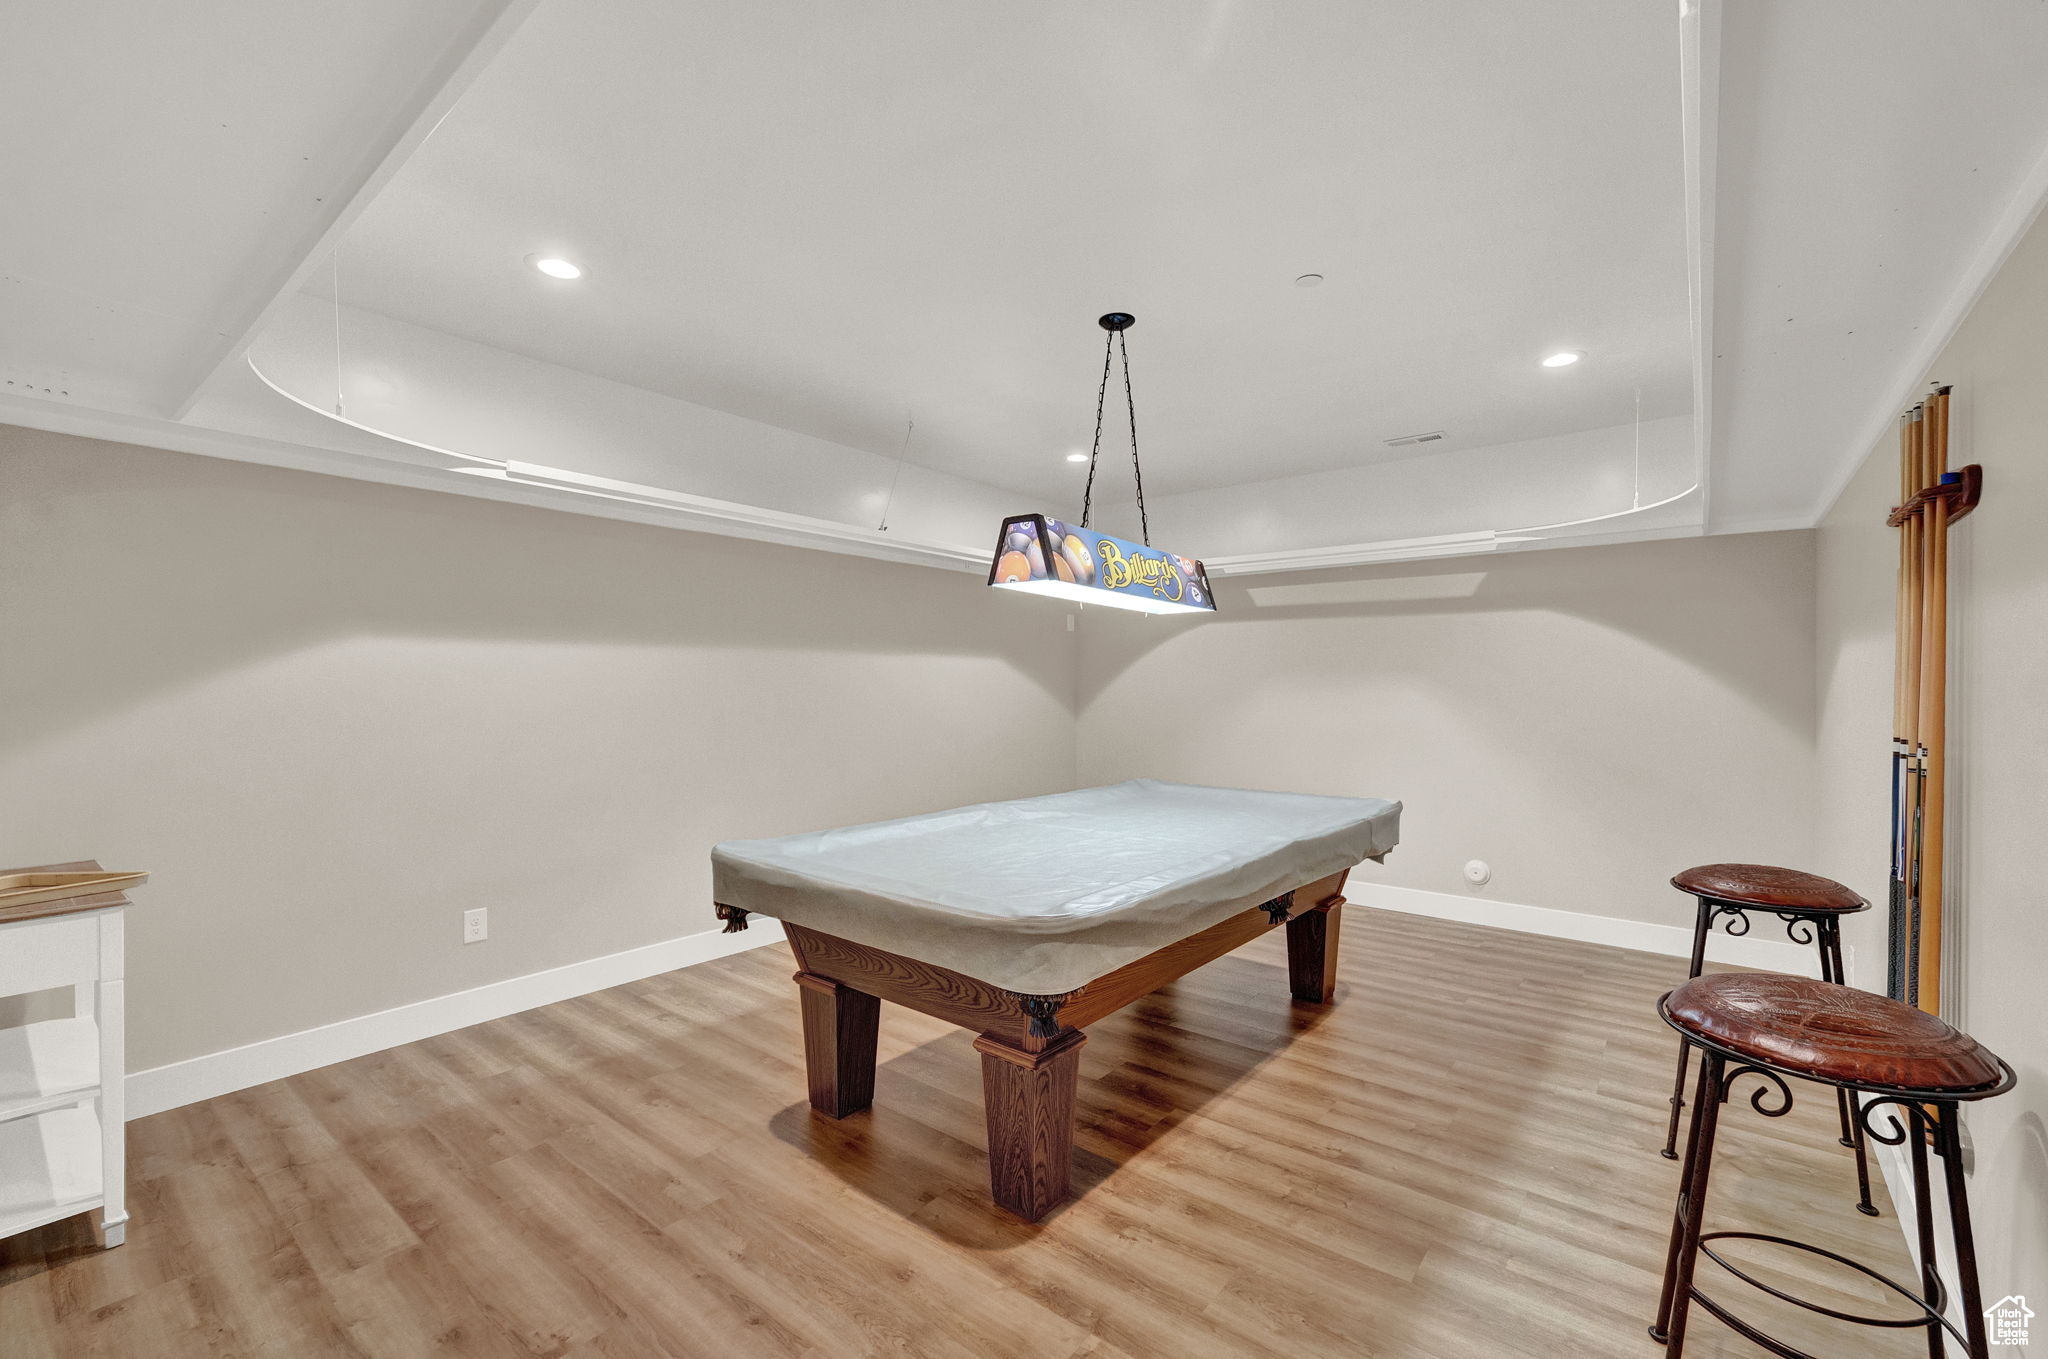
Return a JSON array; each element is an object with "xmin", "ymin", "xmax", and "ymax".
[
  {"xmin": 5, "ymin": 0, "xmax": 2048, "ymax": 573},
  {"xmin": 311, "ymin": 0, "xmax": 1693, "ymax": 504}
]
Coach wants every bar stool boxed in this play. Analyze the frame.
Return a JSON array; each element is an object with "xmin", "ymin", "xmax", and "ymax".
[
  {"xmin": 1662, "ymin": 863, "xmax": 1877, "ymax": 1216},
  {"xmin": 1652, "ymin": 971, "xmax": 2015, "ymax": 1358}
]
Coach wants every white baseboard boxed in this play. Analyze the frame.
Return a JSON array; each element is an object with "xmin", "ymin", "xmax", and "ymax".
[
  {"xmin": 125, "ymin": 921, "xmax": 784, "ymax": 1120},
  {"xmin": 1356, "ymin": 882, "xmax": 1827, "ymax": 977}
]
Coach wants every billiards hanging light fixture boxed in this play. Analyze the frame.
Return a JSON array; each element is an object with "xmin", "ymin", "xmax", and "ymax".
[{"xmin": 988, "ymin": 313, "xmax": 1216, "ymax": 616}]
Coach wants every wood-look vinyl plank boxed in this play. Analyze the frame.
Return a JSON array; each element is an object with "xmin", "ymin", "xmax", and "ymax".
[
  {"xmin": 181, "ymin": 1239, "xmax": 360, "ymax": 1359},
  {"xmin": 445, "ymin": 1061, "xmax": 608, "ymax": 1158},
  {"xmin": 257, "ymin": 1153, "xmax": 422, "ymax": 1275},
  {"xmin": 1204, "ymin": 1266, "xmax": 1410, "ymax": 1359},
  {"xmin": 558, "ymin": 1325, "xmax": 681, "ymax": 1359},
  {"xmin": 662, "ymin": 1192, "xmax": 938, "ymax": 1359},
  {"xmin": 1106, "ymin": 1133, "xmax": 1435, "ymax": 1286},
  {"xmin": 211, "ymin": 1082, "xmax": 345, "ymax": 1177},
  {"xmin": 148, "ymin": 1155, "xmax": 297, "ymax": 1266},
  {"xmin": 2, "ymin": 908, "xmax": 1931, "ymax": 1358},
  {"xmin": 28, "ymin": 1179, "xmax": 177, "ymax": 1316},
  {"xmin": 769, "ymin": 1082, "xmax": 997, "ymax": 1218},
  {"xmin": 1403, "ymin": 1247, "xmax": 1655, "ymax": 1359},
  {"xmin": 699, "ymin": 1148, "xmax": 1100, "ymax": 1358},
  {"xmin": 318, "ymin": 1244, "xmax": 537, "ymax": 1359},
  {"xmin": 70, "ymin": 1275, "xmax": 238, "ymax": 1359},
  {"xmin": 480, "ymin": 1144, "xmax": 820, "ymax": 1359},
  {"xmin": 1059, "ymin": 1171, "xmax": 1372, "ymax": 1320},
  {"xmin": 410, "ymin": 1024, "xmax": 524, "ymax": 1085},
  {"xmin": 125, "ymin": 1099, "xmax": 238, "ymax": 1181},
  {"xmin": 345, "ymin": 1134, "xmax": 621, "ymax": 1355},
  {"xmin": 288, "ymin": 1055, "xmax": 434, "ymax": 1148},
  {"xmin": 910, "ymin": 1187, "xmax": 1268, "ymax": 1359},
  {"xmin": 1061, "ymin": 1336, "xmax": 1146, "ymax": 1359},
  {"xmin": 539, "ymin": 1114, "xmax": 729, "ymax": 1226},
  {"xmin": 0, "ymin": 1267, "xmax": 62, "ymax": 1359}
]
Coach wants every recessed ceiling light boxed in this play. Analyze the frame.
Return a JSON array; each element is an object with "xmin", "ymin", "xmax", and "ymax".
[
  {"xmin": 1541, "ymin": 351, "xmax": 1582, "ymax": 367},
  {"xmin": 531, "ymin": 256, "xmax": 582, "ymax": 280},
  {"xmin": 1295, "ymin": 274, "xmax": 1324, "ymax": 288},
  {"xmin": 1066, "ymin": 451, "xmax": 1089, "ymax": 463}
]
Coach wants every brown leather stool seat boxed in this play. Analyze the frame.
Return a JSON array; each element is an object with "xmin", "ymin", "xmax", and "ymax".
[
  {"xmin": 1670, "ymin": 863, "xmax": 1867, "ymax": 913},
  {"xmin": 1652, "ymin": 971, "xmax": 2016, "ymax": 1357},
  {"xmin": 1663, "ymin": 972, "xmax": 2006, "ymax": 1092}
]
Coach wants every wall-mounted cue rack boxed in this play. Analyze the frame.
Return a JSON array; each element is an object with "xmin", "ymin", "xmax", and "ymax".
[{"xmin": 1888, "ymin": 385, "xmax": 1982, "ymax": 1014}]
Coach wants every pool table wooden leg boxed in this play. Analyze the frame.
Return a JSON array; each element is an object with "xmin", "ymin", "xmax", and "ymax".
[
  {"xmin": 973, "ymin": 1029, "xmax": 1086, "ymax": 1222},
  {"xmin": 794, "ymin": 972, "xmax": 879, "ymax": 1118},
  {"xmin": 1286, "ymin": 901, "xmax": 1342, "ymax": 1003}
]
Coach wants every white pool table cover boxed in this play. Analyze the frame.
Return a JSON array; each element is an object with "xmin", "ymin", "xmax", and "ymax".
[{"xmin": 711, "ymin": 780, "xmax": 1401, "ymax": 994}]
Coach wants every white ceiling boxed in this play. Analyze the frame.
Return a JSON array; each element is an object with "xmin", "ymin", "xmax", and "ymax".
[
  {"xmin": 0, "ymin": 0, "xmax": 523, "ymax": 413},
  {"xmin": 1708, "ymin": 0, "xmax": 2048, "ymax": 528},
  {"xmin": 315, "ymin": 0, "xmax": 1693, "ymax": 502},
  {"xmin": 5, "ymin": 0, "xmax": 2048, "ymax": 570}
]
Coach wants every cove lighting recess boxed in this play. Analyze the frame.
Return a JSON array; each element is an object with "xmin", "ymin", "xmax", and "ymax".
[
  {"xmin": 532, "ymin": 256, "xmax": 583, "ymax": 280},
  {"xmin": 1541, "ymin": 351, "xmax": 1582, "ymax": 367}
]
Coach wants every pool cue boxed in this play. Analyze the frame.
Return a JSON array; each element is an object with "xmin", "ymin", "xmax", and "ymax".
[
  {"xmin": 1899, "ymin": 404, "xmax": 1926, "ymax": 1004},
  {"xmin": 1915, "ymin": 386, "xmax": 1952, "ymax": 1015},
  {"xmin": 1887, "ymin": 411, "xmax": 1913, "ymax": 1000}
]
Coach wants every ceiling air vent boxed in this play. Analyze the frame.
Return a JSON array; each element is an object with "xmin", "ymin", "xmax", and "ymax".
[{"xmin": 1383, "ymin": 430, "xmax": 1445, "ymax": 448}]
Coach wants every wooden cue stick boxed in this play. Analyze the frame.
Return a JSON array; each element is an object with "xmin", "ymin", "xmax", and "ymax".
[
  {"xmin": 1916, "ymin": 388, "xmax": 1952, "ymax": 1014},
  {"xmin": 1899, "ymin": 405, "xmax": 1927, "ymax": 1001},
  {"xmin": 1888, "ymin": 412, "xmax": 1914, "ymax": 998},
  {"xmin": 1893, "ymin": 414, "xmax": 1910, "ymax": 737}
]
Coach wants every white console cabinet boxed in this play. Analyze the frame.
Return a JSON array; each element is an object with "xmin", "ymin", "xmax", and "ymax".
[{"xmin": 0, "ymin": 861, "xmax": 141, "ymax": 1249}]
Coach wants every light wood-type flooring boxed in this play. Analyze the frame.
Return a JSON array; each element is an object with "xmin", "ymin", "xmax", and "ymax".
[{"xmin": 2, "ymin": 910, "xmax": 1930, "ymax": 1358}]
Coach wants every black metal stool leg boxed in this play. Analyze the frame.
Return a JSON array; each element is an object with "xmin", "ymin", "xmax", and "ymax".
[
  {"xmin": 1816, "ymin": 921, "xmax": 1852, "ymax": 1142},
  {"xmin": 1906, "ymin": 1106, "xmax": 1949, "ymax": 1359},
  {"xmin": 1661, "ymin": 898, "xmax": 1713, "ymax": 1159},
  {"xmin": 1662, "ymin": 1044, "xmax": 1691, "ymax": 1161},
  {"xmin": 1814, "ymin": 919, "xmax": 1880, "ymax": 1215},
  {"xmin": 1652, "ymin": 1049, "xmax": 1724, "ymax": 1352},
  {"xmin": 1840, "ymin": 1086, "xmax": 1878, "ymax": 1216},
  {"xmin": 1934, "ymin": 1103, "xmax": 1992, "ymax": 1359}
]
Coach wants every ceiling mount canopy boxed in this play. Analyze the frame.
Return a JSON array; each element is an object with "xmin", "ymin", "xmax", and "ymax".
[{"xmin": 989, "ymin": 312, "xmax": 1216, "ymax": 616}]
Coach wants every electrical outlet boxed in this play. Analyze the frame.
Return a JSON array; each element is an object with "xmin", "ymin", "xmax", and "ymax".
[{"xmin": 463, "ymin": 908, "xmax": 488, "ymax": 944}]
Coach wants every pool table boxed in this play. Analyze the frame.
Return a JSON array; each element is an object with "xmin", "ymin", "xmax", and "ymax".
[{"xmin": 711, "ymin": 780, "xmax": 1400, "ymax": 1220}]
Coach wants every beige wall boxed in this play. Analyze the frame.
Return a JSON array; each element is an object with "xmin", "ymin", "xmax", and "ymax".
[
  {"xmin": 0, "ymin": 427, "xmax": 1077, "ymax": 1070},
  {"xmin": 1076, "ymin": 531, "xmax": 1820, "ymax": 927},
  {"xmin": 1815, "ymin": 205, "xmax": 2048, "ymax": 1318}
]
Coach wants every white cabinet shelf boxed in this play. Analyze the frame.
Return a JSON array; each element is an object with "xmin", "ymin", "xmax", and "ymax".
[
  {"xmin": 0, "ymin": 860, "xmax": 134, "ymax": 1249},
  {"xmin": 0, "ymin": 1106, "xmax": 103, "ymax": 1241},
  {"xmin": 0, "ymin": 1018, "xmax": 101, "ymax": 1122}
]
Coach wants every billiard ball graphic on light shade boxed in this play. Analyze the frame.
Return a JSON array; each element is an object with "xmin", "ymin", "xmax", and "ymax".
[{"xmin": 1060, "ymin": 534, "xmax": 1096, "ymax": 584}]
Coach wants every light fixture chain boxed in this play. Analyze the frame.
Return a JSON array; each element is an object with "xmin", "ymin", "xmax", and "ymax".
[
  {"xmin": 1119, "ymin": 329, "xmax": 1149, "ymax": 545},
  {"xmin": 1081, "ymin": 327, "xmax": 1115, "ymax": 529}
]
